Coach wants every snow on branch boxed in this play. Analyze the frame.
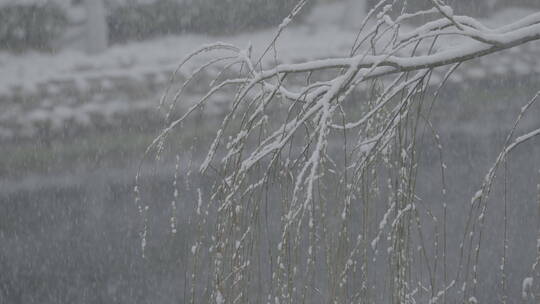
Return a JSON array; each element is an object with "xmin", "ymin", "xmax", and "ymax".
[
  {"xmin": 146, "ymin": 2, "xmax": 540, "ymax": 216},
  {"xmin": 143, "ymin": 3, "xmax": 540, "ymax": 302}
]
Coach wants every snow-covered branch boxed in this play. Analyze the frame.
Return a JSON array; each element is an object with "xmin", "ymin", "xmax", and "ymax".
[{"xmin": 147, "ymin": 3, "xmax": 540, "ymax": 303}]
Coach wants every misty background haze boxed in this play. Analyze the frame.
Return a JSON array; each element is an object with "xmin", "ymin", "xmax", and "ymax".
[{"xmin": 1, "ymin": 0, "xmax": 540, "ymax": 303}]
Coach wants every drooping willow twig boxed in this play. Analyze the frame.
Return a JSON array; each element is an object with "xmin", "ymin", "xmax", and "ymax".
[{"xmin": 137, "ymin": 2, "xmax": 540, "ymax": 303}]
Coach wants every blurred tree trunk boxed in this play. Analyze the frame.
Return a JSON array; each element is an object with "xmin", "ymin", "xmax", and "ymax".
[{"xmin": 85, "ymin": 0, "xmax": 108, "ymax": 54}]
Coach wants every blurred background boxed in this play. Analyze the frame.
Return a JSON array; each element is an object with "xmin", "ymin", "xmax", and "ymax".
[{"xmin": 1, "ymin": 0, "xmax": 540, "ymax": 303}]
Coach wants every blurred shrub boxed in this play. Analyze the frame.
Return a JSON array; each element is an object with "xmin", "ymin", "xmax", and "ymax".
[
  {"xmin": 107, "ymin": 0, "xmax": 310, "ymax": 43},
  {"xmin": 192, "ymin": 0, "xmax": 303, "ymax": 33},
  {"xmin": 0, "ymin": 3, "xmax": 68, "ymax": 51},
  {"xmin": 107, "ymin": 0, "xmax": 188, "ymax": 43}
]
